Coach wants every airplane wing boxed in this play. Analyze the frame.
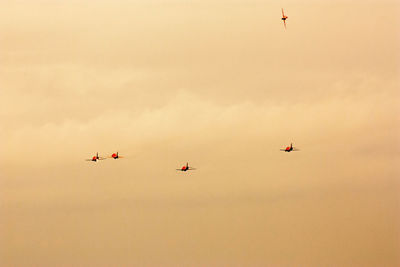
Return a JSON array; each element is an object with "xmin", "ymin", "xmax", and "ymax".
[
  {"xmin": 282, "ymin": 8, "xmax": 285, "ymax": 17},
  {"xmin": 280, "ymin": 149, "xmax": 286, "ymax": 151},
  {"xmin": 283, "ymin": 20, "xmax": 287, "ymax": 29},
  {"xmin": 189, "ymin": 167, "xmax": 196, "ymax": 170},
  {"xmin": 85, "ymin": 159, "xmax": 93, "ymax": 161}
]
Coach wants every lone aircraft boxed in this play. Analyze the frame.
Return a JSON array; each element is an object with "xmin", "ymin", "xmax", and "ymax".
[
  {"xmin": 85, "ymin": 152, "xmax": 106, "ymax": 162},
  {"xmin": 281, "ymin": 8, "xmax": 288, "ymax": 29},
  {"xmin": 176, "ymin": 162, "xmax": 196, "ymax": 172},
  {"xmin": 280, "ymin": 143, "xmax": 299, "ymax": 152},
  {"xmin": 110, "ymin": 152, "xmax": 123, "ymax": 159}
]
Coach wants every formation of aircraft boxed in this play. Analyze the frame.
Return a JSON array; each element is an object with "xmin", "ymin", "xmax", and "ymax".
[
  {"xmin": 86, "ymin": 9, "xmax": 292, "ymax": 168},
  {"xmin": 85, "ymin": 152, "xmax": 123, "ymax": 162},
  {"xmin": 86, "ymin": 142, "xmax": 300, "ymax": 169}
]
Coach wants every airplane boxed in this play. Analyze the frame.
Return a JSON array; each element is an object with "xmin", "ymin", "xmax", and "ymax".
[
  {"xmin": 280, "ymin": 143, "xmax": 299, "ymax": 152},
  {"xmin": 110, "ymin": 152, "xmax": 123, "ymax": 159},
  {"xmin": 281, "ymin": 8, "xmax": 288, "ymax": 29},
  {"xmin": 176, "ymin": 162, "xmax": 196, "ymax": 172},
  {"xmin": 85, "ymin": 152, "xmax": 106, "ymax": 162}
]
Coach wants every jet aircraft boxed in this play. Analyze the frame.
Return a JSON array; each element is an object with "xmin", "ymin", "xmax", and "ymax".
[
  {"xmin": 85, "ymin": 152, "xmax": 106, "ymax": 162},
  {"xmin": 281, "ymin": 8, "xmax": 288, "ymax": 29},
  {"xmin": 110, "ymin": 152, "xmax": 123, "ymax": 159},
  {"xmin": 280, "ymin": 143, "xmax": 299, "ymax": 152},
  {"xmin": 176, "ymin": 162, "xmax": 196, "ymax": 172}
]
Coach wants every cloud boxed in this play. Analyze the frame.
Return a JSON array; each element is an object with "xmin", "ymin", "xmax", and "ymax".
[{"xmin": 1, "ymin": 1, "xmax": 399, "ymax": 266}]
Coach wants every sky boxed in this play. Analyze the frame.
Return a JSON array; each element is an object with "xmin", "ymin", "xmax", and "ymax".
[{"xmin": 1, "ymin": 0, "xmax": 400, "ymax": 266}]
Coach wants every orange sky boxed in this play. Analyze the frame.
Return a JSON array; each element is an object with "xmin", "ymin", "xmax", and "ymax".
[{"xmin": 1, "ymin": 0, "xmax": 399, "ymax": 266}]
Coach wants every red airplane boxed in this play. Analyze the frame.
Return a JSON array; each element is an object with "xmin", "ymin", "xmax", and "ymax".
[
  {"xmin": 281, "ymin": 8, "xmax": 288, "ymax": 29},
  {"xmin": 176, "ymin": 162, "xmax": 196, "ymax": 172},
  {"xmin": 280, "ymin": 143, "xmax": 299, "ymax": 152},
  {"xmin": 110, "ymin": 152, "xmax": 123, "ymax": 159},
  {"xmin": 85, "ymin": 152, "xmax": 106, "ymax": 162}
]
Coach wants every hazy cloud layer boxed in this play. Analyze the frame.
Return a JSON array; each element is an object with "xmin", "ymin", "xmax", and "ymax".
[{"xmin": 1, "ymin": 0, "xmax": 399, "ymax": 266}]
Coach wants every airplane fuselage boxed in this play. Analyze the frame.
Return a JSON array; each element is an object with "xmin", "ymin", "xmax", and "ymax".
[{"xmin": 285, "ymin": 145, "xmax": 293, "ymax": 152}]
